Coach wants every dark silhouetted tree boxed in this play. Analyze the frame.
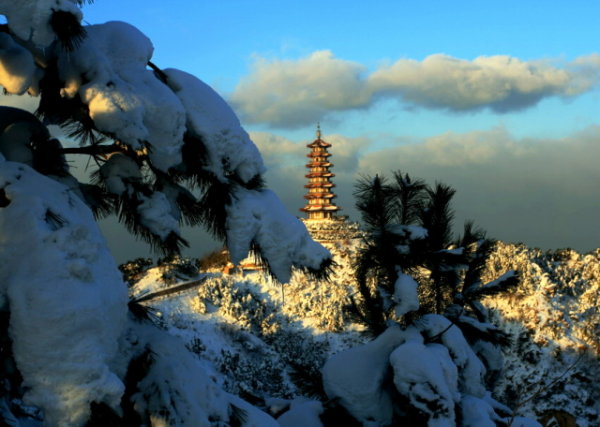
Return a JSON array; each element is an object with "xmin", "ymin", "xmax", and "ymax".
[{"xmin": 351, "ymin": 171, "xmax": 518, "ymax": 332}]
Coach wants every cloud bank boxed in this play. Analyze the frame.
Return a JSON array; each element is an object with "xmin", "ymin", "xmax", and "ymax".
[
  {"xmin": 251, "ymin": 127, "xmax": 600, "ymax": 252},
  {"xmin": 231, "ymin": 51, "xmax": 600, "ymax": 128},
  {"xmin": 230, "ymin": 51, "xmax": 370, "ymax": 128}
]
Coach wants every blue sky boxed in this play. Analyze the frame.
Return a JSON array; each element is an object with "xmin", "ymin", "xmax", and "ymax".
[
  {"xmin": 78, "ymin": 1, "xmax": 600, "ymax": 258},
  {"xmin": 81, "ymin": 0, "xmax": 600, "ymax": 145}
]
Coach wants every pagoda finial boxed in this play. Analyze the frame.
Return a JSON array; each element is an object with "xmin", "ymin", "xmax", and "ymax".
[{"xmin": 316, "ymin": 123, "xmax": 321, "ymax": 139}]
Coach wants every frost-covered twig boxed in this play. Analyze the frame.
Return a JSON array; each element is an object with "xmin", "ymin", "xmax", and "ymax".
[
  {"xmin": 423, "ymin": 308, "xmax": 463, "ymax": 343},
  {"xmin": 132, "ymin": 276, "xmax": 208, "ymax": 303},
  {"xmin": 507, "ymin": 350, "xmax": 586, "ymax": 426}
]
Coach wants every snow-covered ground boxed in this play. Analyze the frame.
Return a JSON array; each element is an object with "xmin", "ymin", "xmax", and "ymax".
[{"xmin": 127, "ymin": 239, "xmax": 599, "ymax": 426}]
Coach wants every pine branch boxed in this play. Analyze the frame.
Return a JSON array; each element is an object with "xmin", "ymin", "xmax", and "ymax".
[
  {"xmin": 152, "ymin": 176, "xmax": 203, "ymax": 227},
  {"xmin": 32, "ymin": 138, "xmax": 69, "ymax": 176},
  {"xmin": 353, "ymin": 244, "xmax": 388, "ymax": 333},
  {"xmin": 391, "ymin": 170, "xmax": 427, "ymax": 225},
  {"xmin": 77, "ymin": 183, "xmax": 116, "ymax": 218},
  {"xmin": 44, "ymin": 209, "xmax": 66, "ymax": 231},
  {"xmin": 452, "ymin": 314, "xmax": 511, "ymax": 346},
  {"xmin": 198, "ymin": 177, "xmax": 231, "ymax": 241},
  {"xmin": 147, "ymin": 61, "xmax": 168, "ymax": 84},
  {"xmin": 354, "ymin": 174, "xmax": 395, "ymax": 232},
  {"xmin": 296, "ymin": 257, "xmax": 336, "ymax": 282},
  {"xmin": 0, "ymin": 26, "xmax": 50, "ymax": 68},
  {"xmin": 36, "ymin": 61, "xmax": 98, "ymax": 142},
  {"xmin": 228, "ymin": 404, "xmax": 248, "ymax": 427},
  {"xmin": 423, "ymin": 320, "xmax": 457, "ymax": 344},
  {"xmin": 419, "ymin": 182, "xmax": 456, "ymax": 251},
  {"xmin": 50, "ymin": 11, "xmax": 87, "ymax": 51},
  {"xmin": 248, "ymin": 241, "xmax": 329, "ymax": 284},
  {"xmin": 461, "ymin": 236, "xmax": 495, "ymax": 297},
  {"xmin": 61, "ymin": 144, "xmax": 124, "ymax": 157},
  {"xmin": 457, "ymin": 221, "xmax": 487, "ymax": 249},
  {"xmin": 114, "ymin": 192, "xmax": 188, "ymax": 256},
  {"xmin": 466, "ymin": 270, "xmax": 519, "ymax": 300}
]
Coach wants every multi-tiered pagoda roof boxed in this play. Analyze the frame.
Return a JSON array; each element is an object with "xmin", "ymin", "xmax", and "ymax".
[{"xmin": 300, "ymin": 126, "xmax": 341, "ymax": 220}]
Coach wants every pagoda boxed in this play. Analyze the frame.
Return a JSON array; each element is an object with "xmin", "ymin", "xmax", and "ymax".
[{"xmin": 300, "ymin": 125, "xmax": 341, "ymax": 220}]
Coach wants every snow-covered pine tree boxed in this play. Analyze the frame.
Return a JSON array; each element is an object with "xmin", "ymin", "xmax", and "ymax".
[
  {"xmin": 327, "ymin": 171, "xmax": 529, "ymax": 426},
  {"xmin": 0, "ymin": 1, "xmax": 331, "ymax": 425},
  {"xmin": 0, "ymin": 2, "xmax": 332, "ymax": 280}
]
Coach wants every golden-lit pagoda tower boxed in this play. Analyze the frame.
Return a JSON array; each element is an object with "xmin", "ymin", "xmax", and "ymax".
[{"xmin": 300, "ymin": 125, "xmax": 341, "ymax": 220}]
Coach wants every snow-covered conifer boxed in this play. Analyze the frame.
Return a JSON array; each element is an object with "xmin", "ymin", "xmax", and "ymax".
[
  {"xmin": 327, "ymin": 171, "xmax": 530, "ymax": 426},
  {"xmin": 0, "ymin": 1, "xmax": 331, "ymax": 276},
  {"xmin": 0, "ymin": 1, "xmax": 331, "ymax": 425}
]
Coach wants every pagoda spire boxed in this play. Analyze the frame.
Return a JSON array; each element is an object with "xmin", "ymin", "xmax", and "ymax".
[{"xmin": 300, "ymin": 125, "xmax": 341, "ymax": 220}]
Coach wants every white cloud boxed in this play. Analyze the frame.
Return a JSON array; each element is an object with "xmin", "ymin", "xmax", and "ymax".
[
  {"xmin": 368, "ymin": 54, "xmax": 585, "ymax": 112},
  {"xmin": 251, "ymin": 130, "xmax": 369, "ymax": 174},
  {"xmin": 230, "ymin": 52, "xmax": 600, "ymax": 128},
  {"xmin": 231, "ymin": 51, "xmax": 370, "ymax": 128},
  {"xmin": 361, "ymin": 127, "xmax": 526, "ymax": 168},
  {"xmin": 251, "ymin": 131, "xmax": 305, "ymax": 164}
]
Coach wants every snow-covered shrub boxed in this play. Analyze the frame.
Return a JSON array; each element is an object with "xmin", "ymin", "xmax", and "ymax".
[
  {"xmin": 198, "ymin": 247, "xmax": 231, "ymax": 272},
  {"xmin": 390, "ymin": 334, "xmax": 460, "ymax": 425},
  {"xmin": 194, "ymin": 277, "xmax": 282, "ymax": 335},
  {"xmin": 125, "ymin": 233, "xmax": 600, "ymax": 426},
  {"xmin": 192, "ymin": 276, "xmax": 334, "ymax": 398},
  {"xmin": 282, "ymin": 237, "xmax": 364, "ymax": 332},
  {"xmin": 322, "ymin": 326, "xmax": 405, "ymax": 426},
  {"xmin": 481, "ymin": 242, "xmax": 600, "ymax": 426},
  {"xmin": 321, "ymin": 319, "xmax": 523, "ymax": 426},
  {"xmin": 129, "ymin": 267, "xmax": 338, "ymax": 402},
  {"xmin": 119, "ymin": 257, "xmax": 154, "ymax": 285},
  {"xmin": 132, "ymin": 239, "xmax": 598, "ymax": 427},
  {"xmin": 154, "ymin": 255, "xmax": 200, "ymax": 284},
  {"xmin": 195, "ymin": 224, "xmax": 363, "ymax": 334}
]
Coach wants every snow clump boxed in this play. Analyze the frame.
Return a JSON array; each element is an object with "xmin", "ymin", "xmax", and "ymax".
[
  {"xmin": 226, "ymin": 188, "xmax": 330, "ymax": 283},
  {"xmin": 0, "ymin": 159, "xmax": 128, "ymax": 426},
  {"xmin": 57, "ymin": 21, "xmax": 187, "ymax": 171}
]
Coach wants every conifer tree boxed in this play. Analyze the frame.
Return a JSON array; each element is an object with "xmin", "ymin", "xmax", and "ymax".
[
  {"xmin": 0, "ymin": 2, "xmax": 330, "ymax": 425},
  {"xmin": 352, "ymin": 174, "xmax": 397, "ymax": 333},
  {"xmin": 325, "ymin": 171, "xmax": 523, "ymax": 426},
  {"xmin": 351, "ymin": 171, "xmax": 518, "ymax": 331},
  {"xmin": 0, "ymin": 1, "xmax": 331, "ymax": 281}
]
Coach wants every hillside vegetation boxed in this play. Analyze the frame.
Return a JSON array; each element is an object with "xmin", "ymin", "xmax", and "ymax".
[{"xmin": 127, "ymin": 240, "xmax": 599, "ymax": 426}]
